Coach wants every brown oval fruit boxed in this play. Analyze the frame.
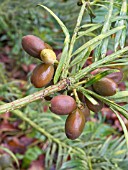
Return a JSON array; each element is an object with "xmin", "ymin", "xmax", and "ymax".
[
  {"xmin": 65, "ymin": 108, "xmax": 85, "ymax": 140},
  {"xmin": 77, "ymin": 92, "xmax": 85, "ymax": 103},
  {"xmin": 50, "ymin": 95, "xmax": 76, "ymax": 115},
  {"xmin": 85, "ymin": 97, "xmax": 103, "ymax": 113},
  {"xmin": 31, "ymin": 63, "xmax": 54, "ymax": 88},
  {"xmin": 106, "ymin": 69, "xmax": 123, "ymax": 84},
  {"xmin": 101, "ymin": 107, "xmax": 113, "ymax": 119},
  {"xmin": 81, "ymin": 106, "xmax": 90, "ymax": 120},
  {"xmin": 57, "ymin": 52, "xmax": 62, "ymax": 61},
  {"xmin": 22, "ymin": 35, "xmax": 52, "ymax": 59},
  {"xmin": 92, "ymin": 68, "xmax": 123, "ymax": 84},
  {"xmin": 93, "ymin": 77, "xmax": 117, "ymax": 96}
]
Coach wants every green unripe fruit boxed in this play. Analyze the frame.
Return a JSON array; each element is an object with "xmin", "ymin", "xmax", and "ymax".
[
  {"xmin": 40, "ymin": 49, "xmax": 57, "ymax": 65},
  {"xmin": 93, "ymin": 77, "xmax": 117, "ymax": 96},
  {"xmin": 65, "ymin": 108, "xmax": 85, "ymax": 140},
  {"xmin": 85, "ymin": 98, "xmax": 103, "ymax": 113},
  {"xmin": 22, "ymin": 35, "xmax": 52, "ymax": 59},
  {"xmin": 50, "ymin": 95, "xmax": 77, "ymax": 115},
  {"xmin": 31, "ymin": 63, "xmax": 54, "ymax": 88}
]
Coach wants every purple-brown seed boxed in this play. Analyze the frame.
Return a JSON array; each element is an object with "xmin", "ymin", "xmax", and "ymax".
[
  {"xmin": 50, "ymin": 95, "xmax": 77, "ymax": 115},
  {"xmin": 84, "ymin": 97, "xmax": 103, "ymax": 113},
  {"xmin": 93, "ymin": 77, "xmax": 117, "ymax": 96},
  {"xmin": 22, "ymin": 35, "xmax": 52, "ymax": 59},
  {"xmin": 31, "ymin": 63, "xmax": 54, "ymax": 88},
  {"xmin": 65, "ymin": 108, "xmax": 85, "ymax": 140}
]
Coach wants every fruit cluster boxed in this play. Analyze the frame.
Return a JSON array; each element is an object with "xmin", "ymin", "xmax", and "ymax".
[
  {"xmin": 84, "ymin": 67, "xmax": 123, "ymax": 113},
  {"xmin": 22, "ymin": 35, "xmax": 123, "ymax": 140},
  {"xmin": 50, "ymin": 95, "xmax": 90, "ymax": 140},
  {"xmin": 22, "ymin": 35, "xmax": 57, "ymax": 88}
]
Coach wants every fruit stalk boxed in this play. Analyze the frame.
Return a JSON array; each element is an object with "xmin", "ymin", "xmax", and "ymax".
[
  {"xmin": 0, "ymin": 79, "xmax": 68, "ymax": 114},
  {"xmin": 73, "ymin": 89, "xmax": 81, "ymax": 107}
]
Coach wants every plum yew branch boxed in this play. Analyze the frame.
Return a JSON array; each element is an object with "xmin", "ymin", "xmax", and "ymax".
[{"xmin": 0, "ymin": 79, "xmax": 68, "ymax": 114}]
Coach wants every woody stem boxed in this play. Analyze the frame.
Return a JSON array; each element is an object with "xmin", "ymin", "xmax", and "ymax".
[{"xmin": 0, "ymin": 79, "xmax": 68, "ymax": 114}]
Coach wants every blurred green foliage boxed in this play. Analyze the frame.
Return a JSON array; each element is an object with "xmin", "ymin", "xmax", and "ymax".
[
  {"xmin": 15, "ymin": 104, "xmax": 128, "ymax": 169},
  {"xmin": 0, "ymin": 0, "xmax": 63, "ymax": 64},
  {"xmin": 1, "ymin": 0, "xmax": 127, "ymax": 65}
]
